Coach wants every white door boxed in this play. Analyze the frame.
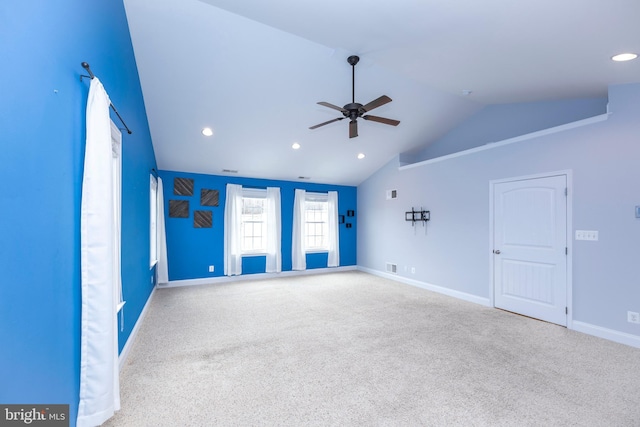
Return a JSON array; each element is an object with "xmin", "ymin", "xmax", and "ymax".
[{"xmin": 493, "ymin": 174, "xmax": 567, "ymax": 326}]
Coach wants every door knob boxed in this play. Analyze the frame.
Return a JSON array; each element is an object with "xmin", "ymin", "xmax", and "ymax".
[{"xmin": 494, "ymin": 250, "xmax": 501, "ymax": 254}]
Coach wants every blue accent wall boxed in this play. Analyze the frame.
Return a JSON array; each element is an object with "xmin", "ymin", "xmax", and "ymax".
[
  {"xmin": 159, "ymin": 171, "xmax": 357, "ymax": 280},
  {"xmin": 0, "ymin": 1, "xmax": 156, "ymax": 424}
]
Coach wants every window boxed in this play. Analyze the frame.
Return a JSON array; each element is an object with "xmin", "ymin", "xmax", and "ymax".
[
  {"xmin": 112, "ymin": 122, "xmax": 125, "ymax": 313},
  {"xmin": 304, "ymin": 199, "xmax": 329, "ymax": 251},
  {"xmin": 241, "ymin": 193, "xmax": 266, "ymax": 254},
  {"xmin": 224, "ymin": 185, "xmax": 282, "ymax": 275},
  {"xmin": 292, "ymin": 190, "xmax": 339, "ymax": 271},
  {"xmin": 150, "ymin": 175, "xmax": 158, "ymax": 267}
]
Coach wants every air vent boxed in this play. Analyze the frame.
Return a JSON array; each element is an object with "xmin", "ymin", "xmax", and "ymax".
[
  {"xmin": 386, "ymin": 262, "xmax": 397, "ymax": 274},
  {"xmin": 222, "ymin": 169, "xmax": 238, "ymax": 174},
  {"xmin": 386, "ymin": 189, "xmax": 398, "ymax": 200}
]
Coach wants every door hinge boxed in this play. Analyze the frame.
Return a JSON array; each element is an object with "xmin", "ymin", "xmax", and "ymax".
[
  {"xmin": 565, "ymin": 187, "xmax": 568, "ymax": 196},
  {"xmin": 565, "ymin": 307, "xmax": 568, "ymax": 315},
  {"xmin": 565, "ymin": 247, "xmax": 568, "ymax": 255}
]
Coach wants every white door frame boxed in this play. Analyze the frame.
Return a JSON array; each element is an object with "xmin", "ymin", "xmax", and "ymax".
[{"xmin": 489, "ymin": 170, "xmax": 573, "ymax": 329}]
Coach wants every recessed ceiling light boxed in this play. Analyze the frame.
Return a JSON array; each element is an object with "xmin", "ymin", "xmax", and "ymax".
[
  {"xmin": 202, "ymin": 127, "xmax": 213, "ymax": 136},
  {"xmin": 611, "ymin": 53, "xmax": 638, "ymax": 62},
  {"xmin": 357, "ymin": 153, "xmax": 365, "ymax": 160},
  {"xmin": 292, "ymin": 142, "xmax": 301, "ymax": 150}
]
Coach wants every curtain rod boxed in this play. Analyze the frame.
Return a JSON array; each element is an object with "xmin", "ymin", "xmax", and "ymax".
[{"xmin": 81, "ymin": 62, "xmax": 132, "ymax": 134}]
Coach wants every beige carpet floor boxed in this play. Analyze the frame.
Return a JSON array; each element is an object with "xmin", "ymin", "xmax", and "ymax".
[{"xmin": 104, "ymin": 271, "xmax": 640, "ymax": 426}]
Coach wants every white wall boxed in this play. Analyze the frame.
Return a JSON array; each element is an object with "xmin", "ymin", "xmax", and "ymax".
[
  {"xmin": 358, "ymin": 83, "xmax": 640, "ymax": 345},
  {"xmin": 405, "ymin": 97, "xmax": 607, "ymax": 163}
]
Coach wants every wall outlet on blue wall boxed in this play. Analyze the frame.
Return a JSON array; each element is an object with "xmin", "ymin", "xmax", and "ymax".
[{"xmin": 209, "ymin": 265, "xmax": 215, "ymax": 272}]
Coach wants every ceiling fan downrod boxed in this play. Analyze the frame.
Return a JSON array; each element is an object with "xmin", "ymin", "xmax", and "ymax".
[
  {"xmin": 345, "ymin": 55, "xmax": 362, "ymax": 122},
  {"xmin": 348, "ymin": 55, "xmax": 359, "ymax": 104}
]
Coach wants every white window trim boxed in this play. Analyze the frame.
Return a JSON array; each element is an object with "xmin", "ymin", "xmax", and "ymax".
[
  {"xmin": 305, "ymin": 192, "xmax": 328, "ymax": 202},
  {"xmin": 149, "ymin": 174, "xmax": 158, "ymax": 268},
  {"xmin": 111, "ymin": 121, "xmax": 125, "ymax": 313}
]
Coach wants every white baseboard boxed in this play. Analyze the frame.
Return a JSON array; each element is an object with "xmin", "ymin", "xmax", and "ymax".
[
  {"xmin": 572, "ymin": 321, "xmax": 640, "ymax": 349},
  {"xmin": 357, "ymin": 266, "xmax": 491, "ymax": 307},
  {"xmin": 118, "ymin": 285, "xmax": 157, "ymax": 371},
  {"xmin": 162, "ymin": 265, "xmax": 358, "ymax": 288}
]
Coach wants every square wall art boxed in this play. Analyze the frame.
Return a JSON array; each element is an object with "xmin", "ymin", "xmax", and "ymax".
[
  {"xmin": 174, "ymin": 177, "xmax": 194, "ymax": 196},
  {"xmin": 194, "ymin": 210, "xmax": 213, "ymax": 228},
  {"xmin": 169, "ymin": 200, "xmax": 189, "ymax": 218},
  {"xmin": 201, "ymin": 189, "xmax": 219, "ymax": 207}
]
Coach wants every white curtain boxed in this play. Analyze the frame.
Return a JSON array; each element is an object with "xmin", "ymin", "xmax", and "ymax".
[
  {"xmin": 291, "ymin": 189, "xmax": 306, "ymax": 271},
  {"xmin": 265, "ymin": 187, "xmax": 282, "ymax": 273},
  {"xmin": 156, "ymin": 177, "xmax": 169, "ymax": 284},
  {"xmin": 224, "ymin": 183, "xmax": 243, "ymax": 276},
  {"xmin": 78, "ymin": 78, "xmax": 120, "ymax": 427},
  {"xmin": 327, "ymin": 191, "xmax": 340, "ymax": 267}
]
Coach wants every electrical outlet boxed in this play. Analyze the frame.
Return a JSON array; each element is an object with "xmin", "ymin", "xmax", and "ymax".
[
  {"xmin": 208, "ymin": 265, "xmax": 214, "ymax": 273},
  {"xmin": 628, "ymin": 311, "xmax": 640, "ymax": 324}
]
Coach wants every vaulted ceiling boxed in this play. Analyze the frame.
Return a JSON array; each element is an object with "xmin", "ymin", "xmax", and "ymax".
[{"xmin": 124, "ymin": 0, "xmax": 640, "ymax": 185}]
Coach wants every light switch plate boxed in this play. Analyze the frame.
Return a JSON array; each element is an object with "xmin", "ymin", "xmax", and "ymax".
[{"xmin": 575, "ymin": 230, "xmax": 599, "ymax": 241}]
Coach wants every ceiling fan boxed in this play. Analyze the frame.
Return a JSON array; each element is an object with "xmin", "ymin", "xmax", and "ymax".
[{"xmin": 309, "ymin": 55, "xmax": 400, "ymax": 138}]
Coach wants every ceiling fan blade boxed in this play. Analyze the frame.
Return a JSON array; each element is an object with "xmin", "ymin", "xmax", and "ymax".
[
  {"xmin": 362, "ymin": 95, "xmax": 392, "ymax": 112},
  {"xmin": 309, "ymin": 117, "xmax": 345, "ymax": 130},
  {"xmin": 317, "ymin": 101, "xmax": 348, "ymax": 113},
  {"xmin": 349, "ymin": 120, "xmax": 358, "ymax": 138},
  {"xmin": 363, "ymin": 115, "xmax": 400, "ymax": 126}
]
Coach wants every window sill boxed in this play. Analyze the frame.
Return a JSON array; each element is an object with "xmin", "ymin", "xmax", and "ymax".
[
  {"xmin": 306, "ymin": 249, "xmax": 329, "ymax": 254},
  {"xmin": 242, "ymin": 252, "xmax": 267, "ymax": 257},
  {"xmin": 117, "ymin": 301, "xmax": 126, "ymax": 313}
]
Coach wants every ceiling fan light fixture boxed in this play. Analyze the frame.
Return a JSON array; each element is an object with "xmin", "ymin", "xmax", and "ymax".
[
  {"xmin": 611, "ymin": 53, "xmax": 638, "ymax": 62},
  {"xmin": 201, "ymin": 127, "xmax": 213, "ymax": 136}
]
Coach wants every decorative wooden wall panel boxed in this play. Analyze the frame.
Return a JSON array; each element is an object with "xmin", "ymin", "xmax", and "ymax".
[
  {"xmin": 169, "ymin": 200, "xmax": 189, "ymax": 218},
  {"xmin": 173, "ymin": 177, "xmax": 194, "ymax": 196},
  {"xmin": 200, "ymin": 189, "xmax": 219, "ymax": 207},
  {"xmin": 194, "ymin": 210, "xmax": 213, "ymax": 228}
]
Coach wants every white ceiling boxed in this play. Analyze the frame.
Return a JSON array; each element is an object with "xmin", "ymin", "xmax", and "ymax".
[{"xmin": 124, "ymin": 0, "xmax": 640, "ymax": 186}]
